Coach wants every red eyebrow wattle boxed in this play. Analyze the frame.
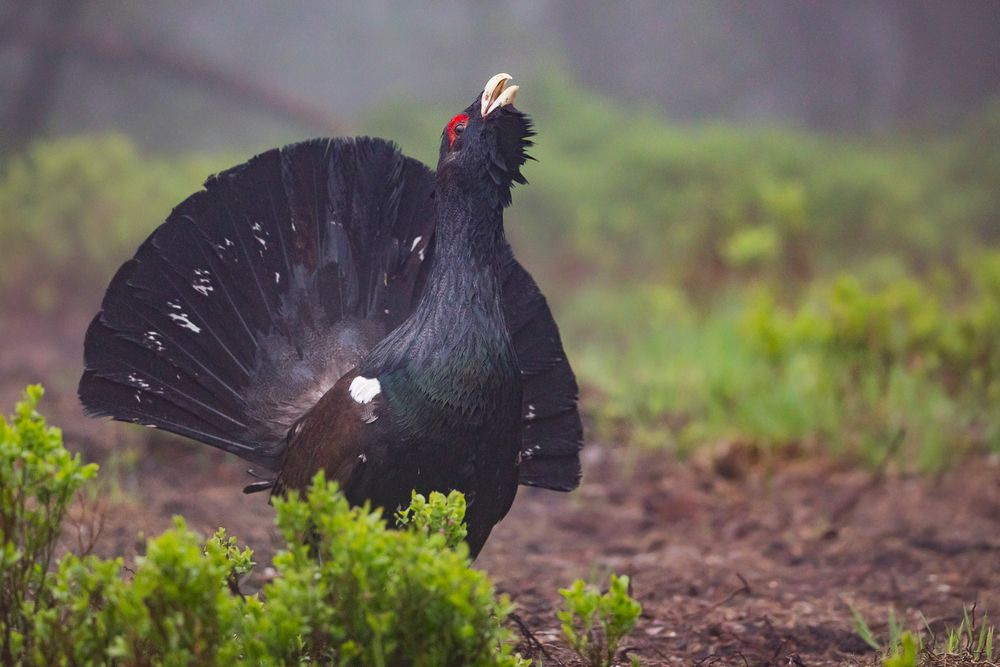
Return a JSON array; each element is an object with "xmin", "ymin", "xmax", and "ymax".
[{"xmin": 447, "ymin": 113, "xmax": 469, "ymax": 147}]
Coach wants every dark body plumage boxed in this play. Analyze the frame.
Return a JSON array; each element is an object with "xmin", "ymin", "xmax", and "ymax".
[{"xmin": 79, "ymin": 80, "xmax": 582, "ymax": 556}]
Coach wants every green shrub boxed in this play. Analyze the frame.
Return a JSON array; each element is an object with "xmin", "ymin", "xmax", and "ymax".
[
  {"xmin": 558, "ymin": 574, "xmax": 641, "ymax": 667},
  {"xmin": 563, "ymin": 251, "xmax": 1000, "ymax": 469},
  {"xmin": 243, "ymin": 474, "xmax": 525, "ymax": 666},
  {"xmin": 0, "ymin": 385, "xmax": 97, "ymax": 663},
  {"xmin": 30, "ymin": 521, "xmax": 251, "ymax": 666},
  {"xmin": 562, "ymin": 284, "xmax": 837, "ymax": 453},
  {"xmin": 745, "ymin": 254, "xmax": 1000, "ymax": 467},
  {"xmin": 0, "ymin": 387, "xmax": 527, "ymax": 666}
]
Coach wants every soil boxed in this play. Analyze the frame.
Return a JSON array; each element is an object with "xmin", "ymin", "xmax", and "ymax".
[{"xmin": 3, "ymin": 311, "xmax": 999, "ymax": 666}]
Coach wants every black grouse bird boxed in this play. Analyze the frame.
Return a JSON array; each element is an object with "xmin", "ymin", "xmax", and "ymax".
[{"xmin": 79, "ymin": 73, "xmax": 582, "ymax": 556}]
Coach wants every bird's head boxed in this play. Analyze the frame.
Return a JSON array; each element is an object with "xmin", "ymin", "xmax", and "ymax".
[{"xmin": 437, "ymin": 73, "xmax": 534, "ymax": 208}]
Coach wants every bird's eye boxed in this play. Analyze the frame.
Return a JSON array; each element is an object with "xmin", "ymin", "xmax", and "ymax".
[{"xmin": 446, "ymin": 113, "xmax": 469, "ymax": 149}]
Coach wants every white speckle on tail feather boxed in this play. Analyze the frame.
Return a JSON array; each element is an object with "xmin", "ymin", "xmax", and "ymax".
[
  {"xmin": 192, "ymin": 268, "xmax": 214, "ymax": 295},
  {"xmin": 410, "ymin": 236, "xmax": 422, "ymax": 251},
  {"xmin": 168, "ymin": 312, "xmax": 202, "ymax": 333},
  {"xmin": 525, "ymin": 404, "xmax": 536, "ymax": 420},
  {"xmin": 144, "ymin": 331, "xmax": 165, "ymax": 352},
  {"xmin": 349, "ymin": 376, "xmax": 381, "ymax": 404}
]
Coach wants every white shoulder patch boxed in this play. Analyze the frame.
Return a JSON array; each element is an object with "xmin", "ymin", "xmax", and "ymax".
[{"xmin": 349, "ymin": 376, "xmax": 381, "ymax": 404}]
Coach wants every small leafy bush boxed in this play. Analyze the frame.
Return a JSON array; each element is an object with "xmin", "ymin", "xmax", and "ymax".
[
  {"xmin": 243, "ymin": 474, "xmax": 524, "ymax": 666},
  {"xmin": 558, "ymin": 574, "xmax": 641, "ymax": 667},
  {"xmin": 0, "ymin": 386, "xmax": 527, "ymax": 666},
  {"xmin": 30, "ymin": 520, "xmax": 252, "ymax": 665},
  {"xmin": 0, "ymin": 385, "xmax": 97, "ymax": 663}
]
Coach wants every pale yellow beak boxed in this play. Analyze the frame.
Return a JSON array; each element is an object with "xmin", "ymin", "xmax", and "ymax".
[{"xmin": 480, "ymin": 73, "xmax": 519, "ymax": 117}]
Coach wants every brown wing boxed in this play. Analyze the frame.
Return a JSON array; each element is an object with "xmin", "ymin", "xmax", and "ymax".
[{"xmin": 271, "ymin": 369, "xmax": 378, "ymax": 497}]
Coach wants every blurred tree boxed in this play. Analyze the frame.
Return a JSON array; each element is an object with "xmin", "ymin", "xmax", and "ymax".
[
  {"xmin": 545, "ymin": 0, "xmax": 1000, "ymax": 130},
  {"xmin": 0, "ymin": 0, "xmax": 343, "ymax": 156},
  {"xmin": 2, "ymin": 0, "xmax": 85, "ymax": 154}
]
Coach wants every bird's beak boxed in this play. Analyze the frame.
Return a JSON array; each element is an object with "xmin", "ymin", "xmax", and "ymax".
[{"xmin": 481, "ymin": 73, "xmax": 519, "ymax": 117}]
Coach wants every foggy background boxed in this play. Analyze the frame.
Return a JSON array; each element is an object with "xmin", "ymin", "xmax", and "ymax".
[
  {"xmin": 4, "ymin": 0, "xmax": 1000, "ymax": 154},
  {"xmin": 3, "ymin": 0, "xmax": 1000, "ymax": 455},
  {"xmin": 2, "ymin": 4, "xmax": 1000, "ymax": 663}
]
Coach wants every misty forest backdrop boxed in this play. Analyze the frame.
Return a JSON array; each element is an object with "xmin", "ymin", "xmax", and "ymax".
[
  {"xmin": 2, "ymin": 2, "xmax": 1000, "ymax": 664},
  {"xmin": 3, "ymin": 0, "xmax": 998, "ymax": 470}
]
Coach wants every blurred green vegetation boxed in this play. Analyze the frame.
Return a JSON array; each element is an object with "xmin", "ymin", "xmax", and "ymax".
[
  {"xmin": 563, "ymin": 255, "xmax": 1000, "ymax": 468},
  {"xmin": 2, "ymin": 72, "xmax": 998, "ymax": 470},
  {"xmin": 0, "ymin": 135, "xmax": 231, "ymax": 312}
]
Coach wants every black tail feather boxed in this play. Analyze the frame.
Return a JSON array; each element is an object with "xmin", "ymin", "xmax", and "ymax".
[{"xmin": 501, "ymin": 248, "xmax": 584, "ymax": 491}]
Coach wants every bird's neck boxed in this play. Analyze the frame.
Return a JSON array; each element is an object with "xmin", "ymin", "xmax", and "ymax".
[
  {"xmin": 364, "ymin": 183, "xmax": 515, "ymax": 392},
  {"xmin": 422, "ymin": 188, "xmax": 507, "ymax": 325}
]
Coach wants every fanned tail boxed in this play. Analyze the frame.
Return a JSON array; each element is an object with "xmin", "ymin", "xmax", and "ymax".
[{"xmin": 80, "ymin": 138, "xmax": 435, "ymax": 470}]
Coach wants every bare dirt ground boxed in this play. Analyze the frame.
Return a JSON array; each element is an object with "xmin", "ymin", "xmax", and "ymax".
[{"xmin": 3, "ymin": 312, "xmax": 999, "ymax": 666}]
